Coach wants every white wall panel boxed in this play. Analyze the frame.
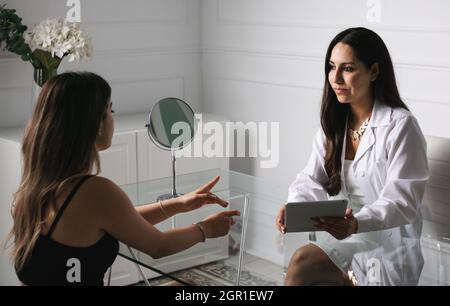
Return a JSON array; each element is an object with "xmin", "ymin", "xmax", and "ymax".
[
  {"xmin": 201, "ymin": 0, "xmax": 450, "ymax": 268},
  {"xmin": 0, "ymin": 0, "xmax": 202, "ymax": 128},
  {"xmin": 2, "ymin": 0, "xmax": 188, "ymax": 25},
  {"xmin": 202, "ymin": 0, "xmax": 450, "ymax": 176}
]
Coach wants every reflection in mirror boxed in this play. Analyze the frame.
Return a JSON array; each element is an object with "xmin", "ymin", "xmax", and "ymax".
[
  {"xmin": 145, "ymin": 97, "xmax": 196, "ymax": 201},
  {"xmin": 147, "ymin": 97, "xmax": 195, "ymax": 150}
]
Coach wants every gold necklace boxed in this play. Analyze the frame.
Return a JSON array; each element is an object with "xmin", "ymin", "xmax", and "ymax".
[{"xmin": 348, "ymin": 117, "xmax": 370, "ymax": 141}]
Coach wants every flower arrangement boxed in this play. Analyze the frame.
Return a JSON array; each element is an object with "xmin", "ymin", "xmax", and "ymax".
[
  {"xmin": 24, "ymin": 18, "xmax": 93, "ymax": 65},
  {"xmin": 0, "ymin": 4, "xmax": 92, "ymax": 87}
]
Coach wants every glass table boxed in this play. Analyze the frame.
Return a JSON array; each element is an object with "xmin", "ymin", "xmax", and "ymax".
[
  {"xmin": 113, "ymin": 168, "xmax": 450, "ymax": 286},
  {"xmin": 116, "ymin": 169, "xmax": 254, "ymax": 286}
]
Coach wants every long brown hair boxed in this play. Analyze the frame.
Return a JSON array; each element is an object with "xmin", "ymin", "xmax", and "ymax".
[
  {"xmin": 321, "ymin": 27, "xmax": 408, "ymax": 196},
  {"xmin": 7, "ymin": 72, "xmax": 111, "ymax": 270}
]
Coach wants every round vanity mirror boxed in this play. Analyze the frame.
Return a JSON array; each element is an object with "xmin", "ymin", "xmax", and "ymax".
[
  {"xmin": 147, "ymin": 97, "xmax": 195, "ymax": 151},
  {"xmin": 145, "ymin": 97, "xmax": 196, "ymax": 200}
]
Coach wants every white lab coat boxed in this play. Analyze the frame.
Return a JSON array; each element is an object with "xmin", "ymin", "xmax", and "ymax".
[{"xmin": 287, "ymin": 100, "xmax": 429, "ymax": 285}]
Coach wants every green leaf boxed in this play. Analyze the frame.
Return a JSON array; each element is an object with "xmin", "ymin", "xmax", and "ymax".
[
  {"xmin": 0, "ymin": 4, "xmax": 32, "ymax": 62},
  {"xmin": 33, "ymin": 49, "xmax": 62, "ymax": 70},
  {"xmin": 10, "ymin": 39, "xmax": 21, "ymax": 50},
  {"xmin": 33, "ymin": 49, "xmax": 51, "ymax": 68}
]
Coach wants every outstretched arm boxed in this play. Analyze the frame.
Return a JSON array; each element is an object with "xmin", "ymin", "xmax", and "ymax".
[
  {"xmin": 135, "ymin": 176, "xmax": 229, "ymax": 225},
  {"xmin": 92, "ymin": 176, "xmax": 238, "ymax": 259}
]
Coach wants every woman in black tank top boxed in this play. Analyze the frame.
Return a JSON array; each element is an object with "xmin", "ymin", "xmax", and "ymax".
[
  {"xmin": 16, "ymin": 175, "xmax": 119, "ymax": 285},
  {"xmin": 8, "ymin": 72, "xmax": 239, "ymax": 286}
]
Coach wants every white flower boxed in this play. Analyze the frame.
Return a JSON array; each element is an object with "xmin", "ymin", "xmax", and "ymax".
[{"xmin": 24, "ymin": 18, "xmax": 93, "ymax": 62}]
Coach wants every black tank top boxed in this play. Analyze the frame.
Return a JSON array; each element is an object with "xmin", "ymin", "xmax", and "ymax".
[{"xmin": 16, "ymin": 175, "xmax": 119, "ymax": 286}]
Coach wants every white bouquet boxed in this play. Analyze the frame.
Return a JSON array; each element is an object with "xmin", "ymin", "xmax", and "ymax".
[
  {"xmin": 1, "ymin": 5, "xmax": 93, "ymax": 88},
  {"xmin": 24, "ymin": 18, "xmax": 93, "ymax": 64},
  {"xmin": 20, "ymin": 18, "xmax": 93, "ymax": 86}
]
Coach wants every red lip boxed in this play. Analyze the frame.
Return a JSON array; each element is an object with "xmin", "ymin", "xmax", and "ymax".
[{"xmin": 334, "ymin": 88, "xmax": 348, "ymax": 93}]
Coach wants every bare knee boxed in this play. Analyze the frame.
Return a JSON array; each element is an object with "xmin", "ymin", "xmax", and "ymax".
[
  {"xmin": 286, "ymin": 244, "xmax": 318, "ymax": 285},
  {"xmin": 285, "ymin": 244, "xmax": 341, "ymax": 286},
  {"xmin": 289, "ymin": 245, "xmax": 313, "ymax": 268}
]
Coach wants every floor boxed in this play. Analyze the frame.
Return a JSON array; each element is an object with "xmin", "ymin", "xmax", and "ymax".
[
  {"xmin": 133, "ymin": 251, "xmax": 449, "ymax": 286},
  {"xmin": 135, "ymin": 253, "xmax": 285, "ymax": 286}
]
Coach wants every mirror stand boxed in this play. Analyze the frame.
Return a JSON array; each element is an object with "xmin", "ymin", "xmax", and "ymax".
[
  {"xmin": 147, "ymin": 97, "xmax": 194, "ymax": 202},
  {"xmin": 157, "ymin": 148, "xmax": 183, "ymax": 201}
]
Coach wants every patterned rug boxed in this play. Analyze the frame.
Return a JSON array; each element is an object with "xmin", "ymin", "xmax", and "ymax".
[{"xmin": 137, "ymin": 260, "xmax": 279, "ymax": 286}]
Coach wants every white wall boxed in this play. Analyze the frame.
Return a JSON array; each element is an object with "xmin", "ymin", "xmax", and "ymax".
[
  {"xmin": 1, "ymin": 0, "xmax": 449, "ymax": 274},
  {"xmin": 201, "ymin": 0, "xmax": 450, "ymax": 266},
  {"xmin": 202, "ymin": 0, "xmax": 450, "ymax": 184},
  {"xmin": 0, "ymin": 0, "xmax": 202, "ymax": 128},
  {"xmin": 2, "ymin": 0, "xmax": 448, "ymax": 189}
]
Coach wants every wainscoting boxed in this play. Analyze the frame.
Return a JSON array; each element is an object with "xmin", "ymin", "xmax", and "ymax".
[{"xmin": 0, "ymin": 0, "xmax": 203, "ymax": 128}]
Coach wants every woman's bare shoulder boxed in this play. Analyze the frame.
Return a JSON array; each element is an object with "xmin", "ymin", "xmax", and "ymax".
[
  {"xmin": 80, "ymin": 176, "xmax": 138, "ymax": 231},
  {"xmin": 85, "ymin": 175, "xmax": 119, "ymax": 189},
  {"xmin": 81, "ymin": 175, "xmax": 131, "ymax": 207}
]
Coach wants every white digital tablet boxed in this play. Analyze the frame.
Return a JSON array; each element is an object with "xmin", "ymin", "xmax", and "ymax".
[{"xmin": 285, "ymin": 199, "xmax": 348, "ymax": 233}]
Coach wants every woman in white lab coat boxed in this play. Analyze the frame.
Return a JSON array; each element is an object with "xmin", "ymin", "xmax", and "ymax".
[{"xmin": 276, "ymin": 27, "xmax": 429, "ymax": 286}]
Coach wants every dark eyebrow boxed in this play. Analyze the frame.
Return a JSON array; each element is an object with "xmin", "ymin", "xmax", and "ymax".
[{"xmin": 329, "ymin": 61, "xmax": 355, "ymax": 65}]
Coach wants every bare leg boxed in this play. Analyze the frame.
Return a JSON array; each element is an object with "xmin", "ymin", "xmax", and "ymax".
[{"xmin": 285, "ymin": 243, "xmax": 352, "ymax": 286}]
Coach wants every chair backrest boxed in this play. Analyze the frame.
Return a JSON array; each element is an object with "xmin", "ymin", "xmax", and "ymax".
[{"xmin": 421, "ymin": 135, "xmax": 450, "ymax": 238}]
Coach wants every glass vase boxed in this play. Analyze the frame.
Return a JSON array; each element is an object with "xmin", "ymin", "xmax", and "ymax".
[{"xmin": 32, "ymin": 67, "xmax": 58, "ymax": 104}]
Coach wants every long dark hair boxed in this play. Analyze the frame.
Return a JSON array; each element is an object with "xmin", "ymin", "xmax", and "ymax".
[
  {"xmin": 8, "ymin": 72, "xmax": 111, "ymax": 270},
  {"xmin": 321, "ymin": 27, "xmax": 408, "ymax": 196}
]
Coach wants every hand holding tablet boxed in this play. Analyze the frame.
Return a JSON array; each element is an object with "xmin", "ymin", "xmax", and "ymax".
[{"xmin": 284, "ymin": 200, "xmax": 348, "ymax": 233}]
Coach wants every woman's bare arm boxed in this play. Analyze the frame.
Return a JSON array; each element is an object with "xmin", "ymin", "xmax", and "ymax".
[
  {"xmin": 90, "ymin": 176, "xmax": 238, "ymax": 259},
  {"xmin": 135, "ymin": 198, "xmax": 180, "ymax": 225},
  {"xmin": 135, "ymin": 175, "xmax": 229, "ymax": 225}
]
